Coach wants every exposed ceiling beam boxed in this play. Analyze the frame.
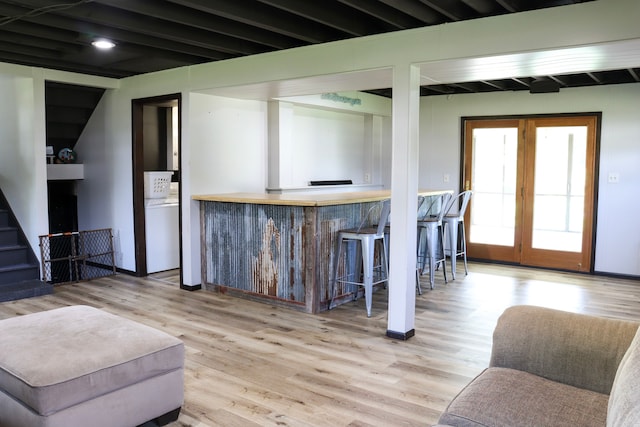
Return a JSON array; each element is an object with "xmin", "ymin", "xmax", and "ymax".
[
  {"xmin": 165, "ymin": 0, "xmax": 343, "ymax": 44},
  {"xmin": 95, "ymin": 0, "xmax": 301, "ymax": 50},
  {"xmin": 418, "ymin": 0, "xmax": 472, "ymax": 21},
  {"xmin": 377, "ymin": 0, "xmax": 445, "ymax": 25},
  {"xmin": 548, "ymin": 75, "xmax": 568, "ymax": 87},
  {"xmin": 480, "ymin": 80, "xmax": 507, "ymax": 90},
  {"xmin": 495, "ymin": 0, "xmax": 518, "ymax": 13},
  {"xmin": 461, "ymin": 0, "xmax": 504, "ymax": 14},
  {"xmin": 587, "ymin": 72, "xmax": 602, "ymax": 84},
  {"xmin": 511, "ymin": 77, "xmax": 530, "ymax": 88},
  {"xmin": 336, "ymin": 0, "xmax": 422, "ymax": 29},
  {"xmin": 255, "ymin": 0, "xmax": 392, "ymax": 36}
]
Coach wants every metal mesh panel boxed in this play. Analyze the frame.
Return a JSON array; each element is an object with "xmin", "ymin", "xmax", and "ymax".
[{"xmin": 39, "ymin": 228, "xmax": 116, "ymax": 285}]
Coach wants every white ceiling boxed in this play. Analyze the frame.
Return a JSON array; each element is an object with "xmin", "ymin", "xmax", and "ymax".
[{"xmin": 194, "ymin": 38, "xmax": 640, "ymax": 101}]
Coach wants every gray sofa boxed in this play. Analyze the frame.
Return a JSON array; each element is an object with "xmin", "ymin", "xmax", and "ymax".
[{"xmin": 437, "ymin": 305, "xmax": 640, "ymax": 427}]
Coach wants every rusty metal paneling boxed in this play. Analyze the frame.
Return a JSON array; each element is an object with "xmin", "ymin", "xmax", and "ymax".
[
  {"xmin": 204, "ymin": 202, "xmax": 306, "ymax": 303},
  {"xmin": 201, "ymin": 197, "xmax": 439, "ymax": 312}
]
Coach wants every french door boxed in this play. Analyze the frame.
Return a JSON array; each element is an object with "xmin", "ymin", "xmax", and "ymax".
[{"xmin": 463, "ymin": 115, "xmax": 598, "ymax": 272}]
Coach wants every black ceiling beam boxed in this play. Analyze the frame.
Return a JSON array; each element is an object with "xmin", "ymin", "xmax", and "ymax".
[
  {"xmin": 586, "ymin": 72, "xmax": 602, "ymax": 84},
  {"xmin": 0, "ymin": 5, "xmax": 219, "ymax": 77},
  {"xmin": 336, "ymin": 0, "xmax": 423, "ymax": 29},
  {"xmin": 377, "ymin": 0, "xmax": 446, "ymax": 25},
  {"xmin": 628, "ymin": 68, "xmax": 640, "ymax": 82},
  {"xmin": 94, "ymin": 0, "xmax": 301, "ymax": 51},
  {"xmin": 0, "ymin": 26, "xmax": 81, "ymax": 54},
  {"xmin": 166, "ymin": 0, "xmax": 345, "ymax": 44},
  {"xmin": 0, "ymin": 2, "xmax": 236, "ymax": 61},
  {"xmin": 0, "ymin": 20, "xmax": 223, "ymax": 64},
  {"xmin": 422, "ymin": 84, "xmax": 456, "ymax": 94},
  {"xmin": 548, "ymin": 75, "xmax": 568, "ymax": 87},
  {"xmin": 0, "ymin": 39, "xmax": 66, "ymax": 60},
  {"xmin": 0, "ymin": 48, "xmax": 130, "ymax": 77},
  {"xmin": 417, "ymin": 0, "xmax": 475, "ymax": 21},
  {"xmin": 461, "ymin": 0, "xmax": 505, "ymax": 14},
  {"xmin": 511, "ymin": 77, "xmax": 530, "ymax": 88},
  {"xmin": 3, "ymin": 0, "xmax": 271, "ymax": 56},
  {"xmin": 480, "ymin": 80, "xmax": 508, "ymax": 90},
  {"xmin": 495, "ymin": 0, "xmax": 518, "ymax": 13},
  {"xmin": 449, "ymin": 82, "xmax": 477, "ymax": 92},
  {"xmin": 255, "ymin": 0, "xmax": 393, "ymax": 36}
]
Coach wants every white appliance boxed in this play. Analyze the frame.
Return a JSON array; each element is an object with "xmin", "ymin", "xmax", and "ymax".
[
  {"xmin": 144, "ymin": 177, "xmax": 180, "ymax": 274},
  {"xmin": 145, "ymin": 202, "xmax": 179, "ymax": 273}
]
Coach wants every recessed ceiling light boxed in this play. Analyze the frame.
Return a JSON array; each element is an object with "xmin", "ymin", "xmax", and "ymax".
[{"xmin": 91, "ymin": 39, "xmax": 116, "ymax": 50}]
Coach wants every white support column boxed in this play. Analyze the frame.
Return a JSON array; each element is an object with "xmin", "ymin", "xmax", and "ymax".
[
  {"xmin": 266, "ymin": 101, "xmax": 294, "ymax": 191},
  {"xmin": 266, "ymin": 101, "xmax": 281, "ymax": 190},
  {"xmin": 386, "ymin": 63, "xmax": 421, "ymax": 340}
]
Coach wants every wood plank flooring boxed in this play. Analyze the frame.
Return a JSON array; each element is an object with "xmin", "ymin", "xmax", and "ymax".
[{"xmin": 1, "ymin": 262, "xmax": 639, "ymax": 426}]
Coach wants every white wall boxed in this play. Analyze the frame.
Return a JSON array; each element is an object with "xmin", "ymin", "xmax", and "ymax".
[
  {"xmin": 291, "ymin": 106, "xmax": 366, "ymax": 185},
  {"xmin": 419, "ymin": 83, "xmax": 640, "ymax": 276},
  {"xmin": 269, "ymin": 91, "xmax": 392, "ymax": 190},
  {"xmin": 75, "ymin": 89, "xmax": 267, "ymax": 281},
  {"xmin": 75, "ymin": 88, "xmax": 133, "ymax": 268},
  {"xmin": 188, "ymin": 93, "xmax": 267, "ymax": 196},
  {"xmin": 0, "ymin": 72, "xmax": 48, "ymax": 259},
  {"xmin": 2, "ymin": 0, "xmax": 638, "ymax": 286}
]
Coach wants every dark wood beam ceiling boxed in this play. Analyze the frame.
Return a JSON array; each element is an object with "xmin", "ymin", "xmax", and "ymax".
[{"xmin": 2, "ymin": 0, "xmax": 636, "ymax": 97}]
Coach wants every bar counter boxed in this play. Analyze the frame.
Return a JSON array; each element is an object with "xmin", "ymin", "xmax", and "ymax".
[{"xmin": 194, "ymin": 189, "xmax": 449, "ymax": 313}]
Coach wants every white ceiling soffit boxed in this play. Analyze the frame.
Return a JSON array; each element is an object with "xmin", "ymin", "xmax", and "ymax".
[
  {"xmin": 195, "ymin": 68, "xmax": 393, "ymax": 100},
  {"xmin": 194, "ymin": 39, "xmax": 640, "ymax": 100},
  {"xmin": 419, "ymin": 39, "xmax": 640, "ymax": 85}
]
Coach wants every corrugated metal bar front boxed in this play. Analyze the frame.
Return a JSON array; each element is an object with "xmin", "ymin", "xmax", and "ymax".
[
  {"xmin": 200, "ymin": 200, "xmax": 382, "ymax": 313},
  {"xmin": 203, "ymin": 202, "xmax": 306, "ymax": 304}
]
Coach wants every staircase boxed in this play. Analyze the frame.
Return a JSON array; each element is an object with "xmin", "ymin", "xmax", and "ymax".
[{"xmin": 0, "ymin": 197, "xmax": 53, "ymax": 302}]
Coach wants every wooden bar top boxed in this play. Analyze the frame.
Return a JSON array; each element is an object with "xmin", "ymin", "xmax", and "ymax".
[{"xmin": 192, "ymin": 189, "xmax": 451, "ymax": 207}]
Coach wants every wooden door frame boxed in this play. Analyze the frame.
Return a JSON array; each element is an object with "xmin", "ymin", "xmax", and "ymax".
[
  {"xmin": 461, "ymin": 112, "xmax": 601, "ymax": 273},
  {"xmin": 520, "ymin": 115, "xmax": 599, "ymax": 272},
  {"xmin": 132, "ymin": 93, "xmax": 183, "ymax": 283},
  {"xmin": 462, "ymin": 118, "xmax": 525, "ymax": 263}
]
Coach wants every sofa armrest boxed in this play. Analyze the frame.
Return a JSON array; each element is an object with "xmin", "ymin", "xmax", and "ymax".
[{"xmin": 490, "ymin": 305, "xmax": 639, "ymax": 395}]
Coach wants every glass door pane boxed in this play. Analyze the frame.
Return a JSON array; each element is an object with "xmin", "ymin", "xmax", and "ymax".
[
  {"xmin": 531, "ymin": 126, "xmax": 587, "ymax": 252},
  {"xmin": 469, "ymin": 128, "xmax": 518, "ymax": 246}
]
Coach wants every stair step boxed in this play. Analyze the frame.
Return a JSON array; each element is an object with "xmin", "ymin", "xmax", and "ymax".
[
  {"xmin": 0, "ymin": 227, "xmax": 18, "ymax": 246},
  {"xmin": 0, "ymin": 245, "xmax": 30, "ymax": 267},
  {"xmin": 0, "ymin": 209, "xmax": 8, "ymax": 228},
  {"xmin": 0, "ymin": 279, "xmax": 53, "ymax": 303},
  {"xmin": 0, "ymin": 263, "xmax": 40, "ymax": 285}
]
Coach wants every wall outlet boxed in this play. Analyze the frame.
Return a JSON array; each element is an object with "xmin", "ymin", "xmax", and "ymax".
[
  {"xmin": 608, "ymin": 172, "xmax": 620, "ymax": 183},
  {"xmin": 364, "ymin": 173, "xmax": 371, "ymax": 183},
  {"xmin": 443, "ymin": 173, "xmax": 450, "ymax": 183}
]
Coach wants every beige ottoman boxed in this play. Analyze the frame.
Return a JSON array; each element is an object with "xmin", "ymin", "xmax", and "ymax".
[{"xmin": 0, "ymin": 305, "xmax": 184, "ymax": 427}]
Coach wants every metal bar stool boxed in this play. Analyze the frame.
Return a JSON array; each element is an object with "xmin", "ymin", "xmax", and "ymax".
[
  {"xmin": 443, "ymin": 190, "xmax": 473, "ymax": 279},
  {"xmin": 416, "ymin": 192, "xmax": 452, "ymax": 290},
  {"xmin": 330, "ymin": 199, "xmax": 391, "ymax": 317},
  {"xmin": 384, "ymin": 196, "xmax": 425, "ymax": 295}
]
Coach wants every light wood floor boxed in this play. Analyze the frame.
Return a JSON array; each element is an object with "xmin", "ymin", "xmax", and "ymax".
[{"xmin": 1, "ymin": 262, "xmax": 639, "ymax": 426}]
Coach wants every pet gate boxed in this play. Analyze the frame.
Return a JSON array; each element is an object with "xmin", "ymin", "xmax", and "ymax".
[{"xmin": 39, "ymin": 228, "xmax": 116, "ymax": 284}]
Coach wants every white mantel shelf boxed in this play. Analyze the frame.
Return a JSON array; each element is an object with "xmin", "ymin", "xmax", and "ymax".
[{"xmin": 47, "ymin": 164, "xmax": 84, "ymax": 180}]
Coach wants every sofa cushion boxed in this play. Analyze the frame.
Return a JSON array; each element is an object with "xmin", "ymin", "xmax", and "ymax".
[
  {"xmin": 0, "ymin": 305, "xmax": 184, "ymax": 417},
  {"xmin": 608, "ymin": 327, "xmax": 640, "ymax": 426},
  {"xmin": 490, "ymin": 305, "xmax": 639, "ymax": 395},
  {"xmin": 438, "ymin": 367, "xmax": 608, "ymax": 427}
]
